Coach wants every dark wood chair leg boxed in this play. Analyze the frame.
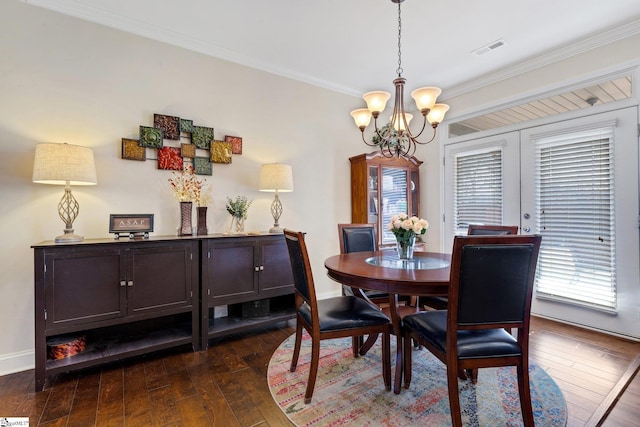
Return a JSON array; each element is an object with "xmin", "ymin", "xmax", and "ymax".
[
  {"xmin": 304, "ymin": 336, "xmax": 321, "ymax": 404},
  {"xmin": 393, "ymin": 334, "xmax": 403, "ymax": 393},
  {"xmin": 517, "ymin": 363, "xmax": 535, "ymax": 426},
  {"xmin": 290, "ymin": 320, "xmax": 303, "ymax": 372},
  {"xmin": 447, "ymin": 363, "xmax": 464, "ymax": 427},
  {"xmin": 466, "ymin": 368, "xmax": 478, "ymax": 383},
  {"xmin": 403, "ymin": 331, "xmax": 413, "ymax": 388},
  {"xmin": 359, "ymin": 333, "xmax": 379, "ymax": 356},
  {"xmin": 382, "ymin": 332, "xmax": 391, "ymax": 391}
]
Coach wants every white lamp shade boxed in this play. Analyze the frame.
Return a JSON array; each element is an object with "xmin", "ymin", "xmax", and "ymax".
[
  {"xmin": 350, "ymin": 108, "xmax": 372, "ymax": 128},
  {"xmin": 259, "ymin": 164, "xmax": 293, "ymax": 192},
  {"xmin": 427, "ymin": 103, "xmax": 450, "ymax": 125},
  {"xmin": 33, "ymin": 143, "xmax": 97, "ymax": 185},
  {"xmin": 391, "ymin": 113, "xmax": 413, "ymax": 131},
  {"xmin": 363, "ymin": 91, "xmax": 391, "ymax": 114},
  {"xmin": 411, "ymin": 86, "xmax": 442, "ymax": 111}
]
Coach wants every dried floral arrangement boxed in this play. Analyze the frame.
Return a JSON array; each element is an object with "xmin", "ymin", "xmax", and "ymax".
[{"xmin": 168, "ymin": 164, "xmax": 212, "ymax": 206}]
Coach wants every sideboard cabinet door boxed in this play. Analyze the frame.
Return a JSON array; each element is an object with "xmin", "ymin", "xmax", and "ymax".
[
  {"xmin": 259, "ymin": 237, "xmax": 294, "ymax": 295},
  {"xmin": 204, "ymin": 239, "xmax": 258, "ymax": 303},
  {"xmin": 43, "ymin": 247, "xmax": 125, "ymax": 331},
  {"xmin": 127, "ymin": 243, "xmax": 194, "ymax": 315}
]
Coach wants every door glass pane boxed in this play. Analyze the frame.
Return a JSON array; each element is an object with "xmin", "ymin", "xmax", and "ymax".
[
  {"xmin": 453, "ymin": 148, "xmax": 503, "ymax": 235},
  {"xmin": 534, "ymin": 127, "xmax": 616, "ymax": 310},
  {"xmin": 368, "ymin": 166, "xmax": 378, "ymax": 224},
  {"xmin": 380, "ymin": 167, "xmax": 407, "ymax": 244}
]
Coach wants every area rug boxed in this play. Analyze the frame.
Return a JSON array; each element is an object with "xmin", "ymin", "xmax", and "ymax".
[{"xmin": 267, "ymin": 332, "xmax": 567, "ymax": 426}]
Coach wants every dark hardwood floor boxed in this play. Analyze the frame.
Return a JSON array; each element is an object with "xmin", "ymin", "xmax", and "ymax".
[{"xmin": 0, "ymin": 316, "xmax": 638, "ymax": 426}]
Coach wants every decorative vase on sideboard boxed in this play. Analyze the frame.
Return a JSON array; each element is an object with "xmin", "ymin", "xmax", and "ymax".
[
  {"xmin": 179, "ymin": 201, "xmax": 193, "ymax": 236},
  {"xmin": 197, "ymin": 206, "xmax": 208, "ymax": 235}
]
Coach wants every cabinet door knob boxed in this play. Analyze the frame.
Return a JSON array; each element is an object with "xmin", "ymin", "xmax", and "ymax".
[
  {"xmin": 260, "ymin": 265, "xmax": 264, "ymax": 271},
  {"xmin": 127, "ymin": 280, "xmax": 134, "ymax": 287},
  {"xmin": 254, "ymin": 266, "xmax": 260, "ymax": 272},
  {"xmin": 120, "ymin": 280, "xmax": 126, "ymax": 287}
]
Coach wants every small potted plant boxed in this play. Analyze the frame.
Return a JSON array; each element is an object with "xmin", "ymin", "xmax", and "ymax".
[{"xmin": 226, "ymin": 196, "xmax": 253, "ymax": 234}]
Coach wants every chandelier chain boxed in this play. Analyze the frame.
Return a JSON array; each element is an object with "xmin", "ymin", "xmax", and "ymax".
[{"xmin": 396, "ymin": 1, "xmax": 403, "ymax": 77}]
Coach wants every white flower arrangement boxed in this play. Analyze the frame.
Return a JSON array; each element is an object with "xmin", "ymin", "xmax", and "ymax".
[{"xmin": 387, "ymin": 213, "xmax": 429, "ymax": 243}]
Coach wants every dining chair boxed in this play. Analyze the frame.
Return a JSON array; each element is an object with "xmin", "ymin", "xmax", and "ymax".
[
  {"xmin": 403, "ymin": 234, "xmax": 542, "ymax": 427},
  {"xmin": 421, "ymin": 224, "xmax": 519, "ymax": 311},
  {"xmin": 338, "ymin": 223, "xmax": 417, "ymax": 357},
  {"xmin": 337, "ymin": 223, "xmax": 388, "ymax": 305},
  {"xmin": 283, "ymin": 229, "xmax": 392, "ymax": 403},
  {"xmin": 467, "ymin": 224, "xmax": 519, "ymax": 235}
]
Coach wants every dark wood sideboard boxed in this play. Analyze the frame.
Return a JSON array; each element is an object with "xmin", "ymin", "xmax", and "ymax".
[{"xmin": 33, "ymin": 234, "xmax": 294, "ymax": 391}]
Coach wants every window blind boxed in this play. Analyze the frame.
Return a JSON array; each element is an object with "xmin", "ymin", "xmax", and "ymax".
[
  {"xmin": 453, "ymin": 149, "xmax": 503, "ymax": 235},
  {"xmin": 380, "ymin": 167, "xmax": 408, "ymax": 244},
  {"xmin": 534, "ymin": 127, "xmax": 617, "ymax": 311}
]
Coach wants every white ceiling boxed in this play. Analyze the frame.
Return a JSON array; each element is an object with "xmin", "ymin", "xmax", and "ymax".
[{"xmin": 22, "ymin": 0, "xmax": 640, "ymax": 100}]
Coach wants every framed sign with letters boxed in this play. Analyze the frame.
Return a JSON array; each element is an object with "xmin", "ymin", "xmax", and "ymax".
[{"xmin": 109, "ymin": 214, "xmax": 154, "ymax": 239}]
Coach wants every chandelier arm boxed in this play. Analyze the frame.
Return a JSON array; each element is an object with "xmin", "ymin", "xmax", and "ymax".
[
  {"xmin": 360, "ymin": 131, "xmax": 380, "ymax": 147},
  {"xmin": 407, "ymin": 114, "xmax": 429, "ymax": 142}
]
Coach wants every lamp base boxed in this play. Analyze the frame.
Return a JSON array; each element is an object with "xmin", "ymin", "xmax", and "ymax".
[
  {"xmin": 55, "ymin": 231, "xmax": 84, "ymax": 244},
  {"xmin": 269, "ymin": 225, "xmax": 284, "ymax": 234}
]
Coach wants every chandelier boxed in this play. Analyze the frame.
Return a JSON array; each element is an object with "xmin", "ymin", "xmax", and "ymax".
[{"xmin": 350, "ymin": 0, "xmax": 449, "ymax": 158}]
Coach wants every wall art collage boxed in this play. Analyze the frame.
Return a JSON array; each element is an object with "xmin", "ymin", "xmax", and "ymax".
[{"xmin": 121, "ymin": 113, "xmax": 243, "ymax": 175}]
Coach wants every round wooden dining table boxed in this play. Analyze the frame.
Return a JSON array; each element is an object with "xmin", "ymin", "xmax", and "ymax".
[{"xmin": 324, "ymin": 250, "xmax": 452, "ymax": 394}]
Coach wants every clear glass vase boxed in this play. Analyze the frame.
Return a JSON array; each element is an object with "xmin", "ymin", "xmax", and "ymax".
[
  {"xmin": 396, "ymin": 235, "xmax": 416, "ymax": 260},
  {"xmin": 234, "ymin": 216, "xmax": 245, "ymax": 233}
]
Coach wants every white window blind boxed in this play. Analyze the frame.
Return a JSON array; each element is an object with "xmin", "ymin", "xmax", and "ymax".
[
  {"xmin": 381, "ymin": 167, "xmax": 408, "ymax": 244},
  {"xmin": 534, "ymin": 126, "xmax": 616, "ymax": 311},
  {"xmin": 453, "ymin": 149, "xmax": 503, "ymax": 235}
]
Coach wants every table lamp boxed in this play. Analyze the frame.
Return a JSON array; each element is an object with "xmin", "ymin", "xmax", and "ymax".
[
  {"xmin": 259, "ymin": 164, "xmax": 293, "ymax": 233},
  {"xmin": 32, "ymin": 143, "xmax": 97, "ymax": 243}
]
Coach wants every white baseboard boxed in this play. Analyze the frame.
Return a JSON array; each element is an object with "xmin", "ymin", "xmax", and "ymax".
[{"xmin": 0, "ymin": 349, "xmax": 34, "ymax": 376}]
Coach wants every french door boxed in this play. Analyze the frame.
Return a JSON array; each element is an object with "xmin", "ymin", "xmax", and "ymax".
[{"xmin": 444, "ymin": 107, "xmax": 640, "ymax": 339}]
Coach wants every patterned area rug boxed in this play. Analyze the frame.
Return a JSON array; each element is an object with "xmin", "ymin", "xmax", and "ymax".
[{"xmin": 267, "ymin": 332, "xmax": 567, "ymax": 426}]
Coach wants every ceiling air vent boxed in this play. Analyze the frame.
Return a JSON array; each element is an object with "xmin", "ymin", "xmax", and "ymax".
[{"xmin": 472, "ymin": 39, "xmax": 507, "ymax": 56}]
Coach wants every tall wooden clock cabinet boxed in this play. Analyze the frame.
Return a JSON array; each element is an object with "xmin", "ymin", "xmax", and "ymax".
[{"xmin": 349, "ymin": 151, "xmax": 422, "ymax": 247}]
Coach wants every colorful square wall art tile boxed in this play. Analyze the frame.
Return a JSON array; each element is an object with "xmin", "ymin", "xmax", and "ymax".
[
  {"xmin": 181, "ymin": 143, "xmax": 196, "ymax": 159},
  {"xmin": 180, "ymin": 118, "xmax": 194, "ymax": 134},
  {"xmin": 158, "ymin": 147, "xmax": 183, "ymax": 170},
  {"xmin": 192, "ymin": 126, "xmax": 214, "ymax": 149},
  {"xmin": 154, "ymin": 114, "xmax": 180, "ymax": 140},
  {"xmin": 225, "ymin": 135, "xmax": 243, "ymax": 155},
  {"xmin": 121, "ymin": 138, "xmax": 146, "ymax": 161},
  {"xmin": 210, "ymin": 140, "xmax": 232, "ymax": 164},
  {"xmin": 139, "ymin": 126, "xmax": 163, "ymax": 148},
  {"xmin": 194, "ymin": 156, "xmax": 212, "ymax": 175}
]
